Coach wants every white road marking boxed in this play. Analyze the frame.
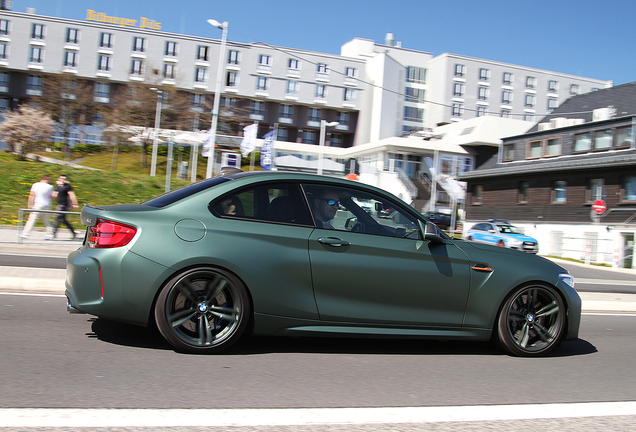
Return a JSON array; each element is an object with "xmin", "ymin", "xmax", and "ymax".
[{"xmin": 2, "ymin": 402, "xmax": 636, "ymax": 428}]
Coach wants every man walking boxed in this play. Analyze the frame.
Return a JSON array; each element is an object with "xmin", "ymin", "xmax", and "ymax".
[
  {"xmin": 20, "ymin": 175, "xmax": 54, "ymax": 239},
  {"xmin": 53, "ymin": 174, "xmax": 79, "ymax": 239}
]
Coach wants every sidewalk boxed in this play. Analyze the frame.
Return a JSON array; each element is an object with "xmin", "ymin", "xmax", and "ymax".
[{"xmin": 0, "ymin": 226, "xmax": 635, "ymax": 313}]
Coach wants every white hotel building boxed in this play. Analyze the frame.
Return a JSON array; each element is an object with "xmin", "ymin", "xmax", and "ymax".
[{"xmin": 0, "ymin": 7, "xmax": 614, "ymax": 207}]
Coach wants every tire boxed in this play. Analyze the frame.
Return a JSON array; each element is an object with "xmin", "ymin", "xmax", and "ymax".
[
  {"xmin": 466, "ymin": 236, "xmax": 473, "ymax": 241},
  {"xmin": 155, "ymin": 267, "xmax": 251, "ymax": 354},
  {"xmin": 496, "ymin": 283, "xmax": 565, "ymax": 357},
  {"xmin": 497, "ymin": 240, "xmax": 505, "ymax": 247}
]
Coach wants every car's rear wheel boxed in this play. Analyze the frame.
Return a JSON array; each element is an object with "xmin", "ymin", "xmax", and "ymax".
[
  {"xmin": 155, "ymin": 267, "xmax": 250, "ymax": 354},
  {"xmin": 497, "ymin": 283, "xmax": 565, "ymax": 356},
  {"xmin": 497, "ymin": 240, "xmax": 505, "ymax": 247}
]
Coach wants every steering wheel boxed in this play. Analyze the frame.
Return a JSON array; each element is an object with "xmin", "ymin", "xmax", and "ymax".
[{"xmin": 351, "ymin": 222, "xmax": 365, "ymax": 233}]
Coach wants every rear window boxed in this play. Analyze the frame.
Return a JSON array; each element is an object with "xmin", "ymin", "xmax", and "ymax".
[{"xmin": 143, "ymin": 177, "xmax": 230, "ymax": 208}]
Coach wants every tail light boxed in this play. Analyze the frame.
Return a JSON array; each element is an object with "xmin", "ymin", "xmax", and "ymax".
[{"xmin": 88, "ymin": 219, "xmax": 137, "ymax": 249}]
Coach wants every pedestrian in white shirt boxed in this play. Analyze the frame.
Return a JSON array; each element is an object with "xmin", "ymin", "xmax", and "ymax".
[{"xmin": 20, "ymin": 174, "xmax": 54, "ymax": 239}]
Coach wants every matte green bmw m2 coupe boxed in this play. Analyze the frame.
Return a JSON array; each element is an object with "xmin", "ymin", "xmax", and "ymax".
[{"xmin": 66, "ymin": 171, "xmax": 581, "ymax": 356}]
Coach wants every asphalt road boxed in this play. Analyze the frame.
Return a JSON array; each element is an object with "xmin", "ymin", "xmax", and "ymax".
[{"xmin": 1, "ymin": 293, "xmax": 636, "ymax": 431}]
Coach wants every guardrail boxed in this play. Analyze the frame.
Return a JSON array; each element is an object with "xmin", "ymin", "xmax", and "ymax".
[{"xmin": 17, "ymin": 208, "xmax": 81, "ymax": 244}]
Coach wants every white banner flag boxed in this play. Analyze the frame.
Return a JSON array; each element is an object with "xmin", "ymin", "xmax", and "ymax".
[
  {"xmin": 201, "ymin": 128, "xmax": 214, "ymax": 158},
  {"xmin": 240, "ymin": 123, "xmax": 258, "ymax": 157}
]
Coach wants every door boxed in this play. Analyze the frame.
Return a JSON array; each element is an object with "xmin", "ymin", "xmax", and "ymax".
[{"xmin": 303, "ymin": 183, "xmax": 472, "ymax": 327}]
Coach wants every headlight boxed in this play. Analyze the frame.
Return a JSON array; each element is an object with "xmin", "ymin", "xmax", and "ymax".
[{"xmin": 559, "ymin": 273, "xmax": 575, "ymax": 289}]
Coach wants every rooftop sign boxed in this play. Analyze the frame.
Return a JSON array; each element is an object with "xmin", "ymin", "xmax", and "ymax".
[{"xmin": 86, "ymin": 9, "xmax": 161, "ymax": 30}]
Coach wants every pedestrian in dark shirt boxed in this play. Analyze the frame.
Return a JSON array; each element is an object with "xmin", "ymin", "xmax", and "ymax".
[{"xmin": 52, "ymin": 174, "xmax": 79, "ymax": 239}]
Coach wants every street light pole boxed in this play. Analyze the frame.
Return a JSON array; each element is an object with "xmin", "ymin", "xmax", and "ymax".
[
  {"xmin": 149, "ymin": 88, "xmax": 163, "ymax": 177},
  {"xmin": 205, "ymin": 18, "xmax": 228, "ymax": 179},
  {"xmin": 317, "ymin": 120, "xmax": 339, "ymax": 176}
]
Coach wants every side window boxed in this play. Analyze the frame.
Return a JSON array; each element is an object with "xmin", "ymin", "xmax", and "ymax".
[
  {"xmin": 302, "ymin": 183, "xmax": 421, "ymax": 239},
  {"xmin": 210, "ymin": 182, "xmax": 313, "ymax": 226}
]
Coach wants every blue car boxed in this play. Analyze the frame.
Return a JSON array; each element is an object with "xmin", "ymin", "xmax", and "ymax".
[{"xmin": 465, "ymin": 219, "xmax": 538, "ymax": 253}]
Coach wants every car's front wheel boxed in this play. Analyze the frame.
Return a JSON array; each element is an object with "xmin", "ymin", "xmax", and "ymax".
[
  {"xmin": 155, "ymin": 267, "xmax": 251, "ymax": 354},
  {"xmin": 496, "ymin": 283, "xmax": 565, "ymax": 356}
]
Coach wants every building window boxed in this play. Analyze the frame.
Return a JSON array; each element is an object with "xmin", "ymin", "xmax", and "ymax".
[
  {"xmin": 251, "ymin": 100, "xmax": 264, "ymax": 115},
  {"xmin": 197, "ymin": 45, "xmax": 208, "ymax": 61},
  {"xmin": 259, "ymin": 54, "xmax": 271, "ymax": 66},
  {"xmin": 594, "ymin": 130, "xmax": 613, "ymax": 150},
  {"xmin": 228, "ymin": 50, "xmax": 239, "ymax": 64},
  {"xmin": 226, "ymin": 71, "xmax": 238, "ymax": 87},
  {"xmin": 286, "ymin": 80, "xmax": 298, "ymax": 94},
  {"xmin": 503, "ymin": 143, "xmax": 515, "ymax": 161},
  {"xmin": 277, "ymin": 127, "xmax": 288, "ymax": 142},
  {"xmin": 622, "ymin": 176, "xmax": 636, "ymax": 202},
  {"xmin": 406, "ymin": 66, "xmax": 426, "ymax": 84},
  {"xmin": 502, "ymin": 72, "xmax": 513, "ymax": 85},
  {"xmin": 27, "ymin": 75, "xmax": 42, "ymax": 92},
  {"xmin": 528, "ymin": 140, "xmax": 542, "ymax": 158},
  {"xmin": 616, "ymin": 126, "xmax": 634, "ymax": 148},
  {"xmin": 454, "ymin": 64, "xmax": 466, "ymax": 77},
  {"xmin": 163, "ymin": 63, "xmax": 176, "ymax": 79},
  {"xmin": 0, "ymin": 72, "xmax": 9, "ymax": 91},
  {"xmin": 0, "ymin": 19, "xmax": 8, "ymax": 36},
  {"xmin": 317, "ymin": 63, "xmax": 328, "ymax": 73},
  {"xmin": 308, "ymin": 108, "xmax": 321, "ymax": 121},
  {"xmin": 100, "ymin": 32, "xmax": 112, "ymax": 48},
  {"xmin": 66, "ymin": 28, "xmax": 79, "ymax": 44},
  {"xmin": 165, "ymin": 41, "xmax": 177, "ymax": 56},
  {"xmin": 191, "ymin": 93, "xmax": 205, "ymax": 107},
  {"xmin": 94, "ymin": 82, "xmax": 110, "ymax": 99},
  {"xmin": 220, "ymin": 97, "xmax": 235, "ymax": 107},
  {"xmin": 476, "ymin": 106, "xmax": 486, "ymax": 117},
  {"xmin": 195, "ymin": 67, "xmax": 207, "ymax": 83},
  {"xmin": 547, "ymin": 98, "xmax": 558, "ymax": 110},
  {"xmin": 256, "ymin": 76, "xmax": 268, "ymax": 91},
  {"xmin": 525, "ymin": 76, "xmax": 536, "ymax": 89},
  {"xmin": 405, "ymin": 87, "xmax": 425, "ymax": 103},
  {"xmin": 280, "ymin": 104, "xmax": 293, "ymax": 119},
  {"xmin": 98, "ymin": 55, "xmax": 111, "ymax": 71},
  {"xmin": 315, "ymin": 84, "xmax": 326, "ymax": 98},
  {"xmin": 472, "ymin": 185, "xmax": 483, "ymax": 204},
  {"xmin": 30, "ymin": 46, "xmax": 43, "ymax": 63},
  {"xmin": 546, "ymin": 137, "xmax": 561, "ymax": 156},
  {"xmin": 502, "ymin": 91, "xmax": 513, "ymax": 104},
  {"xmin": 452, "ymin": 103, "xmax": 463, "ymax": 117},
  {"xmin": 344, "ymin": 88, "xmax": 355, "ymax": 102},
  {"xmin": 553, "ymin": 181, "xmax": 567, "ymax": 203},
  {"xmin": 303, "ymin": 130, "xmax": 317, "ymax": 144},
  {"xmin": 570, "ymin": 84, "xmax": 579, "ymax": 95},
  {"xmin": 133, "ymin": 37, "xmax": 145, "ymax": 52},
  {"xmin": 331, "ymin": 133, "xmax": 344, "ymax": 147},
  {"xmin": 345, "ymin": 67, "xmax": 357, "ymax": 78},
  {"xmin": 64, "ymin": 50, "xmax": 77, "ymax": 67},
  {"xmin": 524, "ymin": 114, "xmax": 534, "ymax": 122},
  {"xmin": 288, "ymin": 58, "xmax": 300, "ymax": 70},
  {"xmin": 32, "ymin": 23, "xmax": 45, "ymax": 39},
  {"xmin": 548, "ymin": 80, "xmax": 558, "ymax": 92},
  {"xmin": 588, "ymin": 178, "xmax": 605, "ymax": 201},
  {"xmin": 525, "ymin": 94, "xmax": 535, "ymax": 107},
  {"xmin": 404, "ymin": 106, "xmax": 424, "ymax": 122},
  {"xmin": 337, "ymin": 111, "xmax": 349, "ymax": 125},
  {"xmin": 501, "ymin": 109, "xmax": 511, "ymax": 118},
  {"xmin": 130, "ymin": 59, "xmax": 143, "ymax": 75},
  {"xmin": 574, "ymin": 133, "xmax": 591, "ymax": 152},
  {"xmin": 518, "ymin": 181, "xmax": 529, "ymax": 203},
  {"xmin": 479, "ymin": 68, "xmax": 490, "ymax": 81},
  {"xmin": 453, "ymin": 83, "xmax": 465, "ymax": 97},
  {"xmin": 478, "ymin": 86, "xmax": 489, "ymax": 100},
  {"xmin": 0, "ymin": 42, "xmax": 7, "ymax": 59}
]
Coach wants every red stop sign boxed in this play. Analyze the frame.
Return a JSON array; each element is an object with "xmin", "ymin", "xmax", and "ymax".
[{"xmin": 592, "ymin": 200, "xmax": 606, "ymax": 214}]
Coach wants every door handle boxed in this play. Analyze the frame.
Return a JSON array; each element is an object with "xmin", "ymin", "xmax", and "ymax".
[{"xmin": 317, "ymin": 237, "xmax": 350, "ymax": 247}]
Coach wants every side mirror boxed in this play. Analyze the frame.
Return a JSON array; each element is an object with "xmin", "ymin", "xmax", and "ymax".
[{"xmin": 420, "ymin": 221, "xmax": 447, "ymax": 243}]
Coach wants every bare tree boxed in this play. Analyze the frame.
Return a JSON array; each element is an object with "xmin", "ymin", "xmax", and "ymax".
[
  {"xmin": 39, "ymin": 73, "xmax": 100, "ymax": 159},
  {"xmin": 0, "ymin": 106, "xmax": 54, "ymax": 160}
]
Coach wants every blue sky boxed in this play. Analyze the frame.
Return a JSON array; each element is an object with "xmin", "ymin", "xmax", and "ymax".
[{"xmin": 15, "ymin": 0, "xmax": 636, "ymax": 85}]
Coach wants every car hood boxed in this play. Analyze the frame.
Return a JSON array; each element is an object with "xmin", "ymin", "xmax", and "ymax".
[
  {"xmin": 455, "ymin": 239, "xmax": 562, "ymax": 268},
  {"xmin": 501, "ymin": 233, "xmax": 537, "ymax": 242}
]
